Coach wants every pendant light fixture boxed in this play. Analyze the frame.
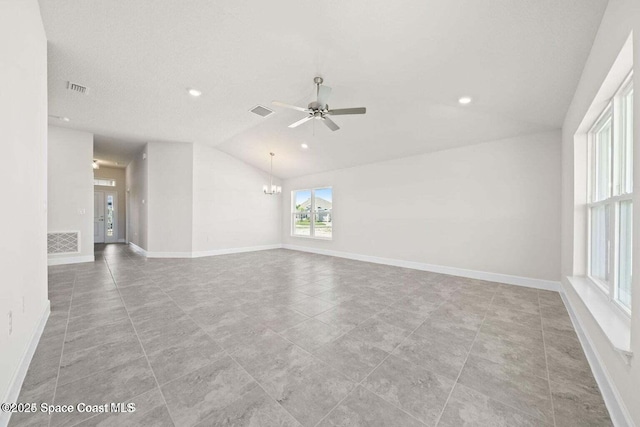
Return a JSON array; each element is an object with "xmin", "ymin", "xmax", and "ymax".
[{"xmin": 263, "ymin": 152, "xmax": 282, "ymax": 195}]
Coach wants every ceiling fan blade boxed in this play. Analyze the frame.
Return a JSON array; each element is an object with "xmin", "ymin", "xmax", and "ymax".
[
  {"xmin": 317, "ymin": 85, "xmax": 332, "ymax": 108},
  {"xmin": 322, "ymin": 116, "xmax": 340, "ymax": 131},
  {"xmin": 272, "ymin": 101, "xmax": 309, "ymax": 113},
  {"xmin": 288, "ymin": 116, "xmax": 314, "ymax": 128},
  {"xmin": 327, "ymin": 107, "xmax": 366, "ymax": 115}
]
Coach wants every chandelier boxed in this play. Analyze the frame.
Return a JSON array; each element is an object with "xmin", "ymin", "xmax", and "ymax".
[{"xmin": 263, "ymin": 152, "xmax": 282, "ymax": 195}]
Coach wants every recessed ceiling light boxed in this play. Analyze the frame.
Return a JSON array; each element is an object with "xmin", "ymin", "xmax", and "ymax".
[
  {"xmin": 61, "ymin": 117, "xmax": 70, "ymax": 122},
  {"xmin": 458, "ymin": 96, "xmax": 472, "ymax": 105},
  {"xmin": 301, "ymin": 143, "xmax": 309, "ymax": 149},
  {"xmin": 188, "ymin": 88, "xmax": 202, "ymax": 97}
]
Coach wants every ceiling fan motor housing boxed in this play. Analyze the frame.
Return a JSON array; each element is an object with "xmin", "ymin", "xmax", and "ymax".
[
  {"xmin": 273, "ymin": 77, "xmax": 366, "ymax": 131},
  {"xmin": 308, "ymin": 101, "xmax": 326, "ymax": 111}
]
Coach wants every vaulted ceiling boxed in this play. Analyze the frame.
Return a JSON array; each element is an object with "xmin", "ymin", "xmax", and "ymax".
[{"xmin": 41, "ymin": 0, "xmax": 607, "ymax": 178}]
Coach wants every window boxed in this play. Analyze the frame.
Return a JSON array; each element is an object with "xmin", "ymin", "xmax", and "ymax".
[
  {"xmin": 94, "ymin": 178, "xmax": 116, "ymax": 187},
  {"xmin": 587, "ymin": 72, "xmax": 633, "ymax": 312},
  {"xmin": 292, "ymin": 187, "xmax": 332, "ymax": 239}
]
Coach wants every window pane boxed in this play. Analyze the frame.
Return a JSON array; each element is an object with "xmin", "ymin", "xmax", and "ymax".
[
  {"xmin": 621, "ymin": 88, "xmax": 633, "ymax": 194},
  {"xmin": 293, "ymin": 190, "xmax": 312, "ymax": 236},
  {"xmin": 293, "ymin": 213, "xmax": 311, "ymax": 236},
  {"xmin": 94, "ymin": 179, "xmax": 116, "ymax": 187},
  {"xmin": 294, "ymin": 190, "xmax": 311, "ymax": 213},
  {"xmin": 314, "ymin": 188, "xmax": 332, "ymax": 239},
  {"xmin": 106, "ymin": 195, "xmax": 115, "ymax": 237},
  {"xmin": 590, "ymin": 205, "xmax": 610, "ymax": 284},
  {"xmin": 593, "ymin": 115, "xmax": 612, "ymax": 202},
  {"xmin": 617, "ymin": 201, "xmax": 632, "ymax": 309}
]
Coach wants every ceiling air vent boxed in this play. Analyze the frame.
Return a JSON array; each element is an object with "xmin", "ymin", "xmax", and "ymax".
[
  {"xmin": 249, "ymin": 105, "xmax": 274, "ymax": 118},
  {"xmin": 67, "ymin": 81, "xmax": 89, "ymax": 94}
]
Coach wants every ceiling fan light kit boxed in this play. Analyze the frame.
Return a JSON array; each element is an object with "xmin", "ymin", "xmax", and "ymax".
[{"xmin": 272, "ymin": 77, "xmax": 366, "ymax": 132}]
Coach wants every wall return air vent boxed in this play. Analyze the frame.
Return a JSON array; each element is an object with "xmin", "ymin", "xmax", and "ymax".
[
  {"xmin": 47, "ymin": 232, "xmax": 80, "ymax": 254},
  {"xmin": 67, "ymin": 81, "xmax": 89, "ymax": 94},
  {"xmin": 249, "ymin": 105, "xmax": 274, "ymax": 118}
]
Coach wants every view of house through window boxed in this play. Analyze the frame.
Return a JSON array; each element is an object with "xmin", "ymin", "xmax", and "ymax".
[
  {"xmin": 587, "ymin": 72, "xmax": 633, "ymax": 311},
  {"xmin": 292, "ymin": 187, "xmax": 332, "ymax": 239}
]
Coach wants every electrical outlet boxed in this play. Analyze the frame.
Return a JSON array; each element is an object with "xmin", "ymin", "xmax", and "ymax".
[{"xmin": 8, "ymin": 311, "xmax": 12, "ymax": 335}]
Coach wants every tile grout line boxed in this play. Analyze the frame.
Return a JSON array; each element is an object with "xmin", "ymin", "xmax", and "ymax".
[
  {"xmin": 43, "ymin": 249, "xmax": 575, "ymax": 427},
  {"xmin": 432, "ymin": 290, "xmax": 497, "ymax": 427},
  {"xmin": 311, "ymin": 289, "xmax": 457, "ymax": 427},
  {"xmin": 274, "ymin": 279, "xmax": 444, "ymax": 354},
  {"xmin": 68, "ymin": 387, "xmax": 156, "ymax": 427},
  {"xmin": 539, "ymin": 291, "xmax": 558, "ymax": 427},
  {"xmin": 155, "ymin": 264, "xmax": 431, "ymax": 426},
  {"xmin": 149, "ymin": 266, "xmax": 305, "ymax": 426},
  {"xmin": 224, "ymin": 348, "xmax": 303, "ymax": 426},
  {"xmin": 47, "ymin": 267, "xmax": 79, "ymax": 427},
  {"xmin": 432, "ymin": 289, "xmax": 558, "ymax": 426},
  {"xmin": 103, "ymin": 255, "xmax": 180, "ymax": 427}
]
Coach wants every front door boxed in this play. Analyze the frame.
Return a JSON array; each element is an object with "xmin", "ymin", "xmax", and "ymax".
[{"xmin": 94, "ymin": 191, "xmax": 105, "ymax": 243}]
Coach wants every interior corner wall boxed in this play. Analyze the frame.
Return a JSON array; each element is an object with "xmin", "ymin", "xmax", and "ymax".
[
  {"xmin": 192, "ymin": 144, "xmax": 282, "ymax": 254},
  {"xmin": 94, "ymin": 166, "xmax": 127, "ymax": 242},
  {"xmin": 282, "ymin": 130, "xmax": 562, "ymax": 283},
  {"xmin": 0, "ymin": 0, "xmax": 48, "ymax": 408},
  {"xmin": 146, "ymin": 141, "xmax": 193, "ymax": 254},
  {"xmin": 126, "ymin": 146, "xmax": 148, "ymax": 250},
  {"xmin": 47, "ymin": 126, "xmax": 94, "ymax": 264},
  {"xmin": 560, "ymin": 0, "xmax": 640, "ymax": 424}
]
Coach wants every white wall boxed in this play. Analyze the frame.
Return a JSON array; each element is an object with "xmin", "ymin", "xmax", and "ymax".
[
  {"xmin": 146, "ymin": 142, "xmax": 193, "ymax": 254},
  {"xmin": 94, "ymin": 166, "xmax": 126, "ymax": 242},
  {"xmin": 283, "ymin": 131, "xmax": 561, "ymax": 282},
  {"xmin": 126, "ymin": 146, "xmax": 148, "ymax": 250},
  {"xmin": 0, "ymin": 0, "xmax": 48, "ymax": 409},
  {"xmin": 192, "ymin": 145, "xmax": 281, "ymax": 254},
  {"xmin": 561, "ymin": 0, "xmax": 640, "ymax": 424},
  {"xmin": 47, "ymin": 126, "xmax": 94, "ymax": 264}
]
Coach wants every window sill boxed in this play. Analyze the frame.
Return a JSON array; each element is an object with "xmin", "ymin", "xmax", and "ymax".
[
  {"xmin": 290, "ymin": 234, "xmax": 332, "ymax": 241},
  {"xmin": 566, "ymin": 276, "xmax": 632, "ymax": 363}
]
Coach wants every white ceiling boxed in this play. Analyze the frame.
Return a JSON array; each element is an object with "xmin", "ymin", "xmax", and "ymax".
[{"xmin": 40, "ymin": 0, "xmax": 607, "ymax": 178}]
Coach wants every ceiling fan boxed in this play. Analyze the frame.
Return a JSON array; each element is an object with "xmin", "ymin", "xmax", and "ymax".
[{"xmin": 272, "ymin": 77, "xmax": 366, "ymax": 132}]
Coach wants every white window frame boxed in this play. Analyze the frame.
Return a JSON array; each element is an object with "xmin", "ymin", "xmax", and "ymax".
[
  {"xmin": 291, "ymin": 187, "xmax": 333, "ymax": 240},
  {"xmin": 94, "ymin": 178, "xmax": 116, "ymax": 187},
  {"xmin": 586, "ymin": 71, "xmax": 633, "ymax": 316}
]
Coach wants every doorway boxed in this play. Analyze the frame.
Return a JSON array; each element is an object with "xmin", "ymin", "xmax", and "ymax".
[{"xmin": 94, "ymin": 190, "xmax": 118, "ymax": 243}]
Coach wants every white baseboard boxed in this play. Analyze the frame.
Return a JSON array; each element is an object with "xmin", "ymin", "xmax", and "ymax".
[
  {"xmin": 47, "ymin": 255, "xmax": 94, "ymax": 266},
  {"xmin": 127, "ymin": 241, "xmax": 560, "ymax": 291},
  {"xmin": 1, "ymin": 301, "xmax": 50, "ymax": 427},
  {"xmin": 191, "ymin": 244, "xmax": 283, "ymax": 258},
  {"xmin": 144, "ymin": 251, "xmax": 193, "ymax": 258},
  {"xmin": 128, "ymin": 242, "xmax": 147, "ymax": 256},
  {"xmin": 560, "ymin": 289, "xmax": 634, "ymax": 427},
  {"xmin": 282, "ymin": 244, "xmax": 561, "ymax": 291},
  {"xmin": 127, "ymin": 243, "xmax": 283, "ymax": 259}
]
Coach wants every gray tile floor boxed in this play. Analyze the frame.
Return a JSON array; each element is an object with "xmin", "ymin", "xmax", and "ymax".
[{"xmin": 10, "ymin": 244, "xmax": 612, "ymax": 427}]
